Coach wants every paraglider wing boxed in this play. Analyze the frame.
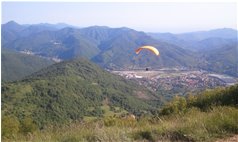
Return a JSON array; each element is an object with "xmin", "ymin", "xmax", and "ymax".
[{"xmin": 135, "ymin": 46, "xmax": 159, "ymax": 56}]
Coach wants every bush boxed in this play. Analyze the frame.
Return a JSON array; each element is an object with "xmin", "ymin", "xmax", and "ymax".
[
  {"xmin": 161, "ymin": 85, "xmax": 238, "ymax": 116},
  {"xmin": 160, "ymin": 96, "xmax": 187, "ymax": 115},
  {"xmin": 104, "ymin": 117, "xmax": 117, "ymax": 127},
  {"xmin": 2, "ymin": 115, "xmax": 20, "ymax": 138},
  {"xmin": 133, "ymin": 130, "xmax": 155, "ymax": 142},
  {"xmin": 190, "ymin": 85, "xmax": 238, "ymax": 110},
  {"xmin": 20, "ymin": 117, "xmax": 38, "ymax": 134}
]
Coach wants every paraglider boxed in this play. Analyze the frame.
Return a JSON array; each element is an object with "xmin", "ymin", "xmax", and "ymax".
[
  {"xmin": 134, "ymin": 46, "xmax": 160, "ymax": 71},
  {"xmin": 135, "ymin": 46, "xmax": 159, "ymax": 56}
]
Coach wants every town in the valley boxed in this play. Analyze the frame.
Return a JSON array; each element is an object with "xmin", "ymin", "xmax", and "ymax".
[{"xmin": 112, "ymin": 68, "xmax": 238, "ymax": 97}]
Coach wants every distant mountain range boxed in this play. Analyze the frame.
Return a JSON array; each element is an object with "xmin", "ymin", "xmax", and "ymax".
[
  {"xmin": 2, "ymin": 21, "xmax": 238, "ymax": 78},
  {"xmin": 2, "ymin": 58, "xmax": 161, "ymax": 128},
  {"xmin": 2, "ymin": 21, "xmax": 77, "ymax": 45},
  {"xmin": 149, "ymin": 28, "xmax": 238, "ymax": 76},
  {"xmin": 148, "ymin": 28, "xmax": 237, "ymax": 51}
]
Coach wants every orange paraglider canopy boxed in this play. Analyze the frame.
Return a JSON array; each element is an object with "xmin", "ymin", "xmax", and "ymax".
[{"xmin": 135, "ymin": 46, "xmax": 159, "ymax": 56}]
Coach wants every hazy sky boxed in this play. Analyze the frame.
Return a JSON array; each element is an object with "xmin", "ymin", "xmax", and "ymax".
[{"xmin": 2, "ymin": 2, "xmax": 237, "ymax": 33}]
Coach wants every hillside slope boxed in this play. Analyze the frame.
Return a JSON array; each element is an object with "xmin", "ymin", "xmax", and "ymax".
[
  {"xmin": 2, "ymin": 84, "xmax": 238, "ymax": 141},
  {"xmin": 2, "ymin": 58, "xmax": 162, "ymax": 128},
  {"xmin": 1, "ymin": 48, "xmax": 54, "ymax": 82},
  {"xmin": 91, "ymin": 28, "xmax": 197, "ymax": 69},
  {"xmin": 199, "ymin": 44, "xmax": 238, "ymax": 77}
]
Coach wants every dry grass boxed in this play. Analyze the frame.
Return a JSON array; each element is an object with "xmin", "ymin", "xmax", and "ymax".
[{"xmin": 3, "ymin": 106, "xmax": 238, "ymax": 142}]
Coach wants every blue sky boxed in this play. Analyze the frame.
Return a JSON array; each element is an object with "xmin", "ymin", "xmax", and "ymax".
[{"xmin": 2, "ymin": 2, "xmax": 237, "ymax": 33}]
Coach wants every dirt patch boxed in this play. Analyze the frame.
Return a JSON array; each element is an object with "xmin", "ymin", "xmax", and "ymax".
[{"xmin": 215, "ymin": 135, "xmax": 238, "ymax": 142}]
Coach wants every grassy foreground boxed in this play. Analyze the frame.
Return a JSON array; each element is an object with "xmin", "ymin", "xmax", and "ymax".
[
  {"xmin": 2, "ymin": 106, "xmax": 238, "ymax": 142},
  {"xmin": 2, "ymin": 84, "xmax": 238, "ymax": 141}
]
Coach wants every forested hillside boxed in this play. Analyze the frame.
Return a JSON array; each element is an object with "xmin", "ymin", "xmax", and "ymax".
[
  {"xmin": 2, "ymin": 58, "xmax": 162, "ymax": 133},
  {"xmin": 1, "ymin": 48, "xmax": 54, "ymax": 82}
]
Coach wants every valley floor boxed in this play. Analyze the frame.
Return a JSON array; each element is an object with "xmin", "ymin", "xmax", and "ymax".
[{"xmin": 112, "ymin": 69, "xmax": 238, "ymax": 96}]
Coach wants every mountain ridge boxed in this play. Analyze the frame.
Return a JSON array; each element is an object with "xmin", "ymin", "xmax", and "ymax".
[{"xmin": 2, "ymin": 21, "xmax": 237, "ymax": 77}]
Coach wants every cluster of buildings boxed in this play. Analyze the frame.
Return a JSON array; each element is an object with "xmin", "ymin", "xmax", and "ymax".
[
  {"xmin": 112, "ymin": 70, "xmax": 235, "ymax": 93},
  {"xmin": 153, "ymin": 72, "xmax": 226, "ymax": 91}
]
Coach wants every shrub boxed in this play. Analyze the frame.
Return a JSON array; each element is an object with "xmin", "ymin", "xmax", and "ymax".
[
  {"xmin": 2, "ymin": 115, "xmax": 20, "ymax": 138},
  {"xmin": 20, "ymin": 117, "xmax": 38, "ymax": 134},
  {"xmin": 133, "ymin": 130, "xmax": 155, "ymax": 142},
  {"xmin": 160, "ymin": 96, "xmax": 187, "ymax": 115},
  {"xmin": 104, "ymin": 117, "xmax": 117, "ymax": 127}
]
